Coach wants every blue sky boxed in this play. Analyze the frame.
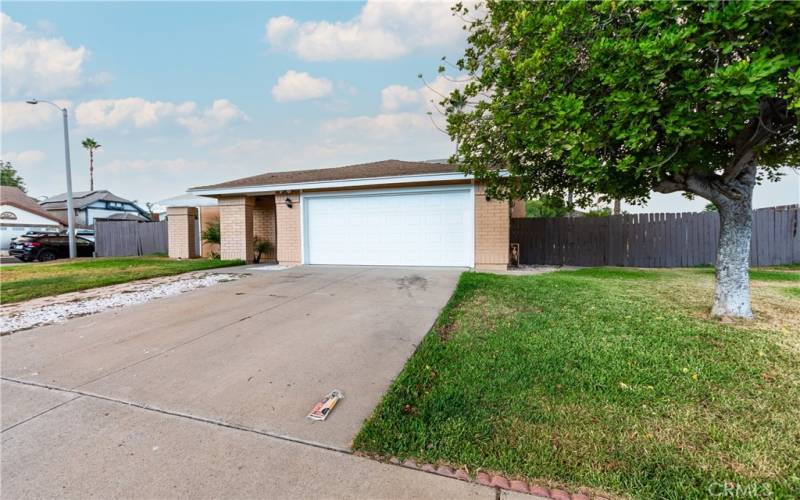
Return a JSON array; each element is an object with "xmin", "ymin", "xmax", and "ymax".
[{"xmin": 2, "ymin": 1, "xmax": 797, "ymax": 211}]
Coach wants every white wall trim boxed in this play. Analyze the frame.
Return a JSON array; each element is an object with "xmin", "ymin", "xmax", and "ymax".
[
  {"xmin": 189, "ymin": 172, "xmax": 474, "ymax": 197},
  {"xmin": 298, "ymin": 191, "xmax": 305, "ymax": 265}
]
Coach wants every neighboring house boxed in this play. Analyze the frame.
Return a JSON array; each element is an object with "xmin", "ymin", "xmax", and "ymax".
[
  {"xmin": 0, "ymin": 186, "xmax": 66, "ymax": 250},
  {"xmin": 168, "ymin": 159, "xmax": 512, "ymax": 270},
  {"xmin": 39, "ymin": 190, "xmax": 150, "ymax": 228},
  {"xmin": 158, "ymin": 193, "xmax": 219, "ymax": 258}
]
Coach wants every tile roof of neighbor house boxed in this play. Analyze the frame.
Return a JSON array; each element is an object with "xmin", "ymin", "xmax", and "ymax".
[
  {"xmin": 39, "ymin": 190, "xmax": 135, "ymax": 211},
  {"xmin": 0, "ymin": 186, "xmax": 67, "ymax": 225},
  {"xmin": 190, "ymin": 159, "xmax": 463, "ymax": 191}
]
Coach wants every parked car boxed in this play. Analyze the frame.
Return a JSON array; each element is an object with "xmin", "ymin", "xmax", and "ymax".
[
  {"xmin": 76, "ymin": 229, "xmax": 95, "ymax": 242},
  {"xmin": 9, "ymin": 233, "xmax": 94, "ymax": 262}
]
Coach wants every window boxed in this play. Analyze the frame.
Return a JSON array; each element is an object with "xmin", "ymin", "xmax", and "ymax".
[{"xmin": 0, "ymin": 211, "xmax": 17, "ymax": 220}]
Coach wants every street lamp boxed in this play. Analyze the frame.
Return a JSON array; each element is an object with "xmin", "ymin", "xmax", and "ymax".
[{"xmin": 26, "ymin": 99, "xmax": 77, "ymax": 259}]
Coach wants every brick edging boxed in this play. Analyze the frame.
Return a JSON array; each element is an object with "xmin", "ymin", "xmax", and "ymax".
[{"xmin": 380, "ymin": 456, "xmax": 609, "ymax": 500}]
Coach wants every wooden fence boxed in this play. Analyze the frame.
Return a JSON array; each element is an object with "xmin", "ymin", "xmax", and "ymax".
[
  {"xmin": 510, "ymin": 205, "xmax": 799, "ymax": 268},
  {"xmin": 95, "ymin": 220, "xmax": 168, "ymax": 257}
]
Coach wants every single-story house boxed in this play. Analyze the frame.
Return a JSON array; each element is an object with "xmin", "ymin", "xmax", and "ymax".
[
  {"xmin": 158, "ymin": 193, "xmax": 220, "ymax": 258},
  {"xmin": 169, "ymin": 159, "xmax": 523, "ymax": 270},
  {"xmin": 40, "ymin": 190, "xmax": 150, "ymax": 228},
  {"xmin": 0, "ymin": 186, "xmax": 66, "ymax": 250}
]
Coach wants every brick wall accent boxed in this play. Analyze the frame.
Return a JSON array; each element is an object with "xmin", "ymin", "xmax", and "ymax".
[
  {"xmin": 219, "ymin": 196, "xmax": 254, "ymax": 263},
  {"xmin": 474, "ymin": 183, "xmax": 510, "ymax": 270},
  {"xmin": 167, "ymin": 206, "xmax": 198, "ymax": 259},
  {"xmin": 253, "ymin": 196, "xmax": 277, "ymax": 261},
  {"xmin": 511, "ymin": 199, "xmax": 527, "ymax": 218},
  {"xmin": 199, "ymin": 206, "xmax": 220, "ymax": 258},
  {"xmin": 275, "ymin": 192, "xmax": 301, "ymax": 265}
]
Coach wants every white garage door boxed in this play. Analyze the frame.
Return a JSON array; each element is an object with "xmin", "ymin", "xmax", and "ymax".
[{"xmin": 304, "ymin": 187, "xmax": 473, "ymax": 266}]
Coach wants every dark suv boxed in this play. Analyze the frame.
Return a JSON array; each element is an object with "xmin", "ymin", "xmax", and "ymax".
[{"xmin": 9, "ymin": 233, "xmax": 94, "ymax": 262}]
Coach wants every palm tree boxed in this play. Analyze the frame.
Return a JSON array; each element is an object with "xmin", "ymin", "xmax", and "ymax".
[{"xmin": 81, "ymin": 138, "xmax": 101, "ymax": 191}]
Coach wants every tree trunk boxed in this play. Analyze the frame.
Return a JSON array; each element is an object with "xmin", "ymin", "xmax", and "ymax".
[
  {"xmin": 711, "ymin": 193, "xmax": 753, "ymax": 319},
  {"xmin": 89, "ymin": 151, "xmax": 94, "ymax": 191}
]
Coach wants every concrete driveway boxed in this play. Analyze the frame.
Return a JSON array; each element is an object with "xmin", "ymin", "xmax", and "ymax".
[{"xmin": 1, "ymin": 265, "xmax": 508, "ymax": 499}]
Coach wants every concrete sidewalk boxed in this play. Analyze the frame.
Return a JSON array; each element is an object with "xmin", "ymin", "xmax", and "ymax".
[{"xmin": 1, "ymin": 380, "xmax": 495, "ymax": 499}]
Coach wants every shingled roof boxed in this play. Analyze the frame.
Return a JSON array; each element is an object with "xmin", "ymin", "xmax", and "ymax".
[
  {"xmin": 0, "ymin": 186, "xmax": 66, "ymax": 225},
  {"xmin": 39, "ymin": 190, "xmax": 134, "ymax": 211},
  {"xmin": 190, "ymin": 159, "xmax": 463, "ymax": 191}
]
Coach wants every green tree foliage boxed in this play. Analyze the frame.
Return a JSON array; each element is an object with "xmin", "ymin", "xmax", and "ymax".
[
  {"xmin": 525, "ymin": 195, "xmax": 571, "ymax": 218},
  {"xmin": 446, "ymin": 1, "xmax": 799, "ymax": 317},
  {"xmin": 201, "ymin": 219, "xmax": 221, "ymax": 245},
  {"xmin": 447, "ymin": 1, "xmax": 798, "ymax": 202},
  {"xmin": 0, "ymin": 161, "xmax": 26, "ymax": 192}
]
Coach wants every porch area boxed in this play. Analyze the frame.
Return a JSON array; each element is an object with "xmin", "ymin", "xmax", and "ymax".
[{"xmin": 168, "ymin": 194, "xmax": 296, "ymax": 265}]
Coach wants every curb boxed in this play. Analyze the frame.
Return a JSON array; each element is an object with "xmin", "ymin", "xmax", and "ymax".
[{"xmin": 384, "ymin": 456, "xmax": 609, "ymax": 500}]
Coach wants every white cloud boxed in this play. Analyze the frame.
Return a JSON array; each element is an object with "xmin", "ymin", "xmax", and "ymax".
[
  {"xmin": 1, "ymin": 13, "xmax": 92, "ymax": 97},
  {"xmin": 383, "ymin": 75, "xmax": 469, "ymax": 112},
  {"xmin": 176, "ymin": 99, "xmax": 249, "ymax": 134},
  {"xmin": 264, "ymin": 0, "xmax": 470, "ymax": 61},
  {"xmin": 75, "ymin": 98, "xmax": 196, "ymax": 128},
  {"xmin": 322, "ymin": 112, "xmax": 435, "ymax": 141},
  {"xmin": 322, "ymin": 75, "xmax": 470, "ymax": 146},
  {"xmin": 1, "ymin": 100, "xmax": 71, "ymax": 132},
  {"xmin": 271, "ymin": 70, "xmax": 333, "ymax": 102},
  {"xmin": 265, "ymin": 16, "xmax": 298, "ymax": 48},
  {"xmin": 74, "ymin": 98, "xmax": 247, "ymax": 134},
  {"xmin": 104, "ymin": 158, "xmax": 213, "ymax": 174},
  {"xmin": 381, "ymin": 84, "xmax": 421, "ymax": 112},
  {"xmin": 2, "ymin": 150, "xmax": 46, "ymax": 167}
]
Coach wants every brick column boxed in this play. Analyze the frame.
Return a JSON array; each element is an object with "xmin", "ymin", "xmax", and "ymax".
[
  {"xmin": 219, "ymin": 196, "xmax": 254, "ymax": 263},
  {"xmin": 167, "ymin": 206, "xmax": 199, "ymax": 259},
  {"xmin": 511, "ymin": 199, "xmax": 527, "ymax": 218},
  {"xmin": 275, "ymin": 192, "xmax": 301, "ymax": 266},
  {"xmin": 474, "ymin": 183, "xmax": 510, "ymax": 271}
]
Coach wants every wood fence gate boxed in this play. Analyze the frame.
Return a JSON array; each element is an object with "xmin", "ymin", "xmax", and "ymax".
[
  {"xmin": 95, "ymin": 220, "xmax": 168, "ymax": 257},
  {"xmin": 510, "ymin": 205, "xmax": 799, "ymax": 267}
]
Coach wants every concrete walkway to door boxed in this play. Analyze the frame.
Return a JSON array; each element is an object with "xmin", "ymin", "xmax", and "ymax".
[{"xmin": 1, "ymin": 266, "xmax": 513, "ymax": 498}]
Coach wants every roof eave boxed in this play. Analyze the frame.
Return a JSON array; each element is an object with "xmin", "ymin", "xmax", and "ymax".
[{"xmin": 188, "ymin": 171, "xmax": 480, "ymax": 197}]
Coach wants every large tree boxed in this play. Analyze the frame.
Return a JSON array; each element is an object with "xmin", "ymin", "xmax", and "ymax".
[
  {"xmin": 446, "ymin": 0, "xmax": 799, "ymax": 318},
  {"xmin": 0, "ymin": 161, "xmax": 26, "ymax": 192}
]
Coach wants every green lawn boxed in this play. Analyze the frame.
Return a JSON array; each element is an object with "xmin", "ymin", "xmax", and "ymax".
[
  {"xmin": 354, "ymin": 267, "xmax": 800, "ymax": 499},
  {"xmin": 0, "ymin": 256, "xmax": 243, "ymax": 303}
]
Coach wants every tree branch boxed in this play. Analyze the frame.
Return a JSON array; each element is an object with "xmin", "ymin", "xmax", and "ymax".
[{"xmin": 653, "ymin": 178, "xmax": 685, "ymax": 194}]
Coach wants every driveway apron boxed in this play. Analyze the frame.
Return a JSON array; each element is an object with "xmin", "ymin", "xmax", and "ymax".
[{"xmin": 1, "ymin": 266, "xmax": 462, "ymax": 450}]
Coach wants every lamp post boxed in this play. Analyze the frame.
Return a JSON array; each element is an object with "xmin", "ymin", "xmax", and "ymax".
[{"xmin": 26, "ymin": 99, "xmax": 77, "ymax": 259}]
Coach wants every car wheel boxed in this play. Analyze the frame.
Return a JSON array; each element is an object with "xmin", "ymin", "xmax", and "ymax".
[{"xmin": 37, "ymin": 250, "xmax": 57, "ymax": 262}]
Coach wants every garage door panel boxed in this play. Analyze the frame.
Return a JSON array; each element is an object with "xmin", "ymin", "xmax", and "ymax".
[{"xmin": 304, "ymin": 189, "xmax": 472, "ymax": 267}]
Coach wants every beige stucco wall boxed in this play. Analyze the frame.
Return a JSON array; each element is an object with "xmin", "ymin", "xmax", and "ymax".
[
  {"xmin": 474, "ymin": 184, "xmax": 510, "ymax": 270},
  {"xmin": 167, "ymin": 206, "xmax": 198, "ymax": 259},
  {"xmin": 219, "ymin": 196, "xmax": 254, "ymax": 263},
  {"xmin": 275, "ymin": 192, "xmax": 301, "ymax": 266}
]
